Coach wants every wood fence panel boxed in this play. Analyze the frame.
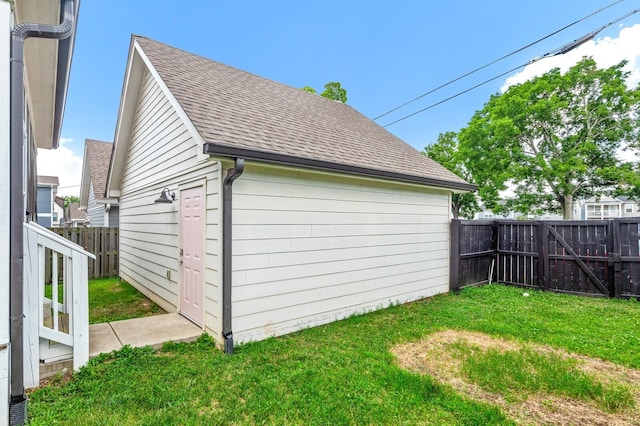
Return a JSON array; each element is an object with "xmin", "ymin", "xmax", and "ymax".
[
  {"xmin": 451, "ymin": 218, "xmax": 640, "ymax": 299},
  {"xmin": 544, "ymin": 222, "xmax": 610, "ymax": 297},
  {"xmin": 619, "ymin": 219, "xmax": 640, "ymax": 298},
  {"xmin": 47, "ymin": 227, "xmax": 119, "ymax": 280},
  {"xmin": 496, "ymin": 221, "xmax": 538, "ymax": 289},
  {"xmin": 452, "ymin": 220, "xmax": 495, "ymax": 289}
]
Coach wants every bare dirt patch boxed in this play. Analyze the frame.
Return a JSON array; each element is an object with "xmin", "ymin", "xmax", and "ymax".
[{"xmin": 392, "ymin": 330, "xmax": 640, "ymax": 425}]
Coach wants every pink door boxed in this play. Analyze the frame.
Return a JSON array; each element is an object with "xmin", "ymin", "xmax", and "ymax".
[{"xmin": 180, "ymin": 186, "xmax": 204, "ymax": 325}]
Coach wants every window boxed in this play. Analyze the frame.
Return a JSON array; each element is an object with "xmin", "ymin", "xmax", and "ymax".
[
  {"xmin": 625, "ymin": 204, "xmax": 634, "ymax": 214},
  {"xmin": 52, "ymin": 212, "xmax": 58, "ymax": 222},
  {"xmin": 587, "ymin": 205, "xmax": 601, "ymax": 216}
]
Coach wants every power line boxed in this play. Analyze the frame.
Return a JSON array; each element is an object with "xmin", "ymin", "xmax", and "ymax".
[
  {"xmin": 382, "ymin": 7, "xmax": 640, "ymax": 128},
  {"xmin": 382, "ymin": 64, "xmax": 525, "ymax": 128},
  {"xmin": 372, "ymin": 0, "xmax": 625, "ymax": 121}
]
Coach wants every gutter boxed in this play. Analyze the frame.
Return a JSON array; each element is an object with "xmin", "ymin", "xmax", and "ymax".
[
  {"xmin": 222, "ymin": 158, "xmax": 244, "ymax": 355},
  {"xmin": 9, "ymin": 0, "xmax": 76, "ymax": 424},
  {"xmin": 203, "ymin": 143, "xmax": 477, "ymax": 192}
]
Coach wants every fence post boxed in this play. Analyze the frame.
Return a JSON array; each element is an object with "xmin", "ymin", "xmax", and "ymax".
[
  {"xmin": 535, "ymin": 222, "xmax": 545, "ymax": 289},
  {"xmin": 450, "ymin": 219, "xmax": 461, "ymax": 293},
  {"xmin": 610, "ymin": 218, "xmax": 622, "ymax": 298},
  {"xmin": 490, "ymin": 220, "xmax": 499, "ymax": 283}
]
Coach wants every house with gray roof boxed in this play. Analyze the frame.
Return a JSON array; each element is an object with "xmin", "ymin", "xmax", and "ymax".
[
  {"xmin": 79, "ymin": 139, "xmax": 119, "ymax": 227},
  {"xmin": 106, "ymin": 35, "xmax": 475, "ymax": 352},
  {"xmin": 36, "ymin": 175, "xmax": 61, "ymax": 227},
  {"xmin": 582, "ymin": 195, "xmax": 640, "ymax": 220}
]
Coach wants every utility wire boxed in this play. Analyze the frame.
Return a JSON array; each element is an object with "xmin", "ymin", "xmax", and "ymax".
[
  {"xmin": 372, "ymin": 0, "xmax": 625, "ymax": 121},
  {"xmin": 382, "ymin": 7, "xmax": 640, "ymax": 128}
]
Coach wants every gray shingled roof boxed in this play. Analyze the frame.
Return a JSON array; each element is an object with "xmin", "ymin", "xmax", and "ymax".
[
  {"xmin": 37, "ymin": 175, "xmax": 59, "ymax": 186},
  {"xmin": 66, "ymin": 202, "xmax": 86, "ymax": 221},
  {"xmin": 85, "ymin": 139, "xmax": 114, "ymax": 201},
  {"xmin": 135, "ymin": 36, "xmax": 474, "ymax": 191}
]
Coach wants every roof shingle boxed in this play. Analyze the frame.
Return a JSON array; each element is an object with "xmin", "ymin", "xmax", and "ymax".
[
  {"xmin": 134, "ymin": 36, "xmax": 473, "ymax": 191},
  {"xmin": 85, "ymin": 139, "xmax": 114, "ymax": 201}
]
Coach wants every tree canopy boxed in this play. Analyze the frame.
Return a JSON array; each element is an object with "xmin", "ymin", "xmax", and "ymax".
[
  {"xmin": 300, "ymin": 82, "xmax": 347, "ymax": 103},
  {"xmin": 64, "ymin": 195, "xmax": 80, "ymax": 208},
  {"xmin": 424, "ymin": 132, "xmax": 479, "ymax": 219},
  {"xmin": 458, "ymin": 57, "xmax": 640, "ymax": 219}
]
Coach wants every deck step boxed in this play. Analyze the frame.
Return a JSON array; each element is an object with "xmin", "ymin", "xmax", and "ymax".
[{"xmin": 39, "ymin": 358, "xmax": 73, "ymax": 381}]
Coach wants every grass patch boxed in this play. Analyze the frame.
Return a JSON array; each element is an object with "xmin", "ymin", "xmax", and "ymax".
[
  {"xmin": 456, "ymin": 343, "xmax": 634, "ymax": 412},
  {"xmin": 28, "ymin": 284, "xmax": 640, "ymax": 425},
  {"xmin": 88, "ymin": 277, "xmax": 164, "ymax": 324},
  {"xmin": 45, "ymin": 278, "xmax": 163, "ymax": 324}
]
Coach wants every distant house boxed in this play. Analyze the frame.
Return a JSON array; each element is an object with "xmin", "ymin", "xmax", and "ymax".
[
  {"xmin": 105, "ymin": 36, "xmax": 475, "ymax": 351},
  {"xmin": 59, "ymin": 201, "xmax": 87, "ymax": 227},
  {"xmin": 53, "ymin": 196, "xmax": 65, "ymax": 227},
  {"xmin": 36, "ymin": 175, "xmax": 60, "ymax": 227},
  {"xmin": 475, "ymin": 199, "xmax": 571, "ymax": 221},
  {"xmin": 79, "ymin": 139, "xmax": 119, "ymax": 227},
  {"xmin": 582, "ymin": 196, "xmax": 640, "ymax": 220},
  {"xmin": 475, "ymin": 201, "xmax": 516, "ymax": 220}
]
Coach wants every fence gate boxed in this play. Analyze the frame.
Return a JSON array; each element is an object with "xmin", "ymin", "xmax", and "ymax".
[{"xmin": 451, "ymin": 218, "xmax": 640, "ymax": 298}]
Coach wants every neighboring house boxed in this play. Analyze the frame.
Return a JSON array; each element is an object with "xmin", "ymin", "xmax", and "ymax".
[
  {"xmin": 475, "ymin": 199, "xmax": 571, "ymax": 221},
  {"xmin": 106, "ymin": 36, "xmax": 475, "ymax": 352},
  {"xmin": 582, "ymin": 195, "xmax": 640, "ymax": 220},
  {"xmin": 53, "ymin": 196, "xmax": 65, "ymax": 227},
  {"xmin": 2, "ymin": 1, "xmax": 83, "ymax": 422},
  {"xmin": 36, "ymin": 175, "xmax": 60, "ymax": 227},
  {"xmin": 63, "ymin": 202, "xmax": 87, "ymax": 227},
  {"xmin": 79, "ymin": 139, "xmax": 119, "ymax": 227},
  {"xmin": 475, "ymin": 201, "xmax": 517, "ymax": 220}
]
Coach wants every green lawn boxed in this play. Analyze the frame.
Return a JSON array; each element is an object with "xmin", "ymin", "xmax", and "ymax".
[
  {"xmin": 88, "ymin": 277, "xmax": 164, "ymax": 324},
  {"xmin": 29, "ymin": 285, "xmax": 640, "ymax": 425},
  {"xmin": 45, "ymin": 277, "xmax": 164, "ymax": 324}
]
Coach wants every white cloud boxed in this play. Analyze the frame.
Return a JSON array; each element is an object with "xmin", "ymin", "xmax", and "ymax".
[
  {"xmin": 37, "ymin": 138, "xmax": 83, "ymax": 197},
  {"xmin": 502, "ymin": 23, "xmax": 640, "ymax": 91}
]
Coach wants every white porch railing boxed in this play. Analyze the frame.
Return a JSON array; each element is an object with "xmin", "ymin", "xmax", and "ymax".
[{"xmin": 23, "ymin": 222, "xmax": 95, "ymax": 388}]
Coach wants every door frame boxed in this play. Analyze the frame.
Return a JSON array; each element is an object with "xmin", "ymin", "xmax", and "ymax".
[{"xmin": 178, "ymin": 180, "xmax": 206, "ymax": 327}]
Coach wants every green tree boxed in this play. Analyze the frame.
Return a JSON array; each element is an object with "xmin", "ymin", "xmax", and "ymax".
[
  {"xmin": 300, "ymin": 86, "xmax": 316, "ymax": 95},
  {"xmin": 320, "ymin": 81, "xmax": 347, "ymax": 103},
  {"xmin": 459, "ymin": 58, "xmax": 640, "ymax": 219},
  {"xmin": 301, "ymin": 82, "xmax": 348, "ymax": 103},
  {"xmin": 64, "ymin": 195, "xmax": 80, "ymax": 208},
  {"xmin": 425, "ymin": 131, "xmax": 479, "ymax": 219}
]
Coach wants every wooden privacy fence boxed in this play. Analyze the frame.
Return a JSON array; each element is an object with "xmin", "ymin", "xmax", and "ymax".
[
  {"xmin": 450, "ymin": 218, "xmax": 640, "ymax": 298},
  {"xmin": 46, "ymin": 227, "xmax": 119, "ymax": 281}
]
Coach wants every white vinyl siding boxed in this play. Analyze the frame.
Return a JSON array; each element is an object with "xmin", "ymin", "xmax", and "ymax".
[
  {"xmin": 231, "ymin": 164, "xmax": 451, "ymax": 343},
  {"xmin": 108, "ymin": 206, "xmax": 119, "ymax": 227},
  {"xmin": 118, "ymin": 70, "xmax": 222, "ymax": 339},
  {"xmin": 86, "ymin": 181, "xmax": 104, "ymax": 227}
]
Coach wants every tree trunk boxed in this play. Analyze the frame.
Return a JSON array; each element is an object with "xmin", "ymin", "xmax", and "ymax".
[
  {"xmin": 562, "ymin": 194, "xmax": 573, "ymax": 220},
  {"xmin": 452, "ymin": 202, "xmax": 460, "ymax": 219}
]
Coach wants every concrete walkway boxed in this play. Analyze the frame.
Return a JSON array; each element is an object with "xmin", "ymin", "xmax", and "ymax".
[{"xmin": 89, "ymin": 313, "xmax": 203, "ymax": 358}]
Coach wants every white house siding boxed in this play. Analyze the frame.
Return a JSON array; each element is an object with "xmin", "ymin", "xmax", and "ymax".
[
  {"xmin": 86, "ymin": 182, "xmax": 104, "ymax": 227},
  {"xmin": 108, "ymin": 206, "xmax": 119, "ymax": 227},
  {"xmin": 1, "ymin": 3, "xmax": 11, "ymax": 423},
  {"xmin": 231, "ymin": 164, "xmax": 451, "ymax": 343},
  {"xmin": 118, "ymin": 69, "xmax": 222, "ymax": 338}
]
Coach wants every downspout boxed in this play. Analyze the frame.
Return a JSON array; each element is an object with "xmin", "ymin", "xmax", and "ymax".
[
  {"xmin": 222, "ymin": 158, "xmax": 244, "ymax": 354},
  {"xmin": 9, "ymin": 0, "xmax": 76, "ymax": 423}
]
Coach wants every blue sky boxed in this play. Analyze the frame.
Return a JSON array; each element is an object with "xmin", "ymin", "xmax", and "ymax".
[{"xmin": 40, "ymin": 1, "xmax": 640, "ymax": 195}]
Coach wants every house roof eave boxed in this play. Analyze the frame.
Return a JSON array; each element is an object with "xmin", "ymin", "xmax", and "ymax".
[{"xmin": 203, "ymin": 143, "xmax": 477, "ymax": 193}]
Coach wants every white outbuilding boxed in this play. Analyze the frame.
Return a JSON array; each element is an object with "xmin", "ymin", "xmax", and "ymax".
[{"xmin": 106, "ymin": 36, "xmax": 475, "ymax": 352}]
